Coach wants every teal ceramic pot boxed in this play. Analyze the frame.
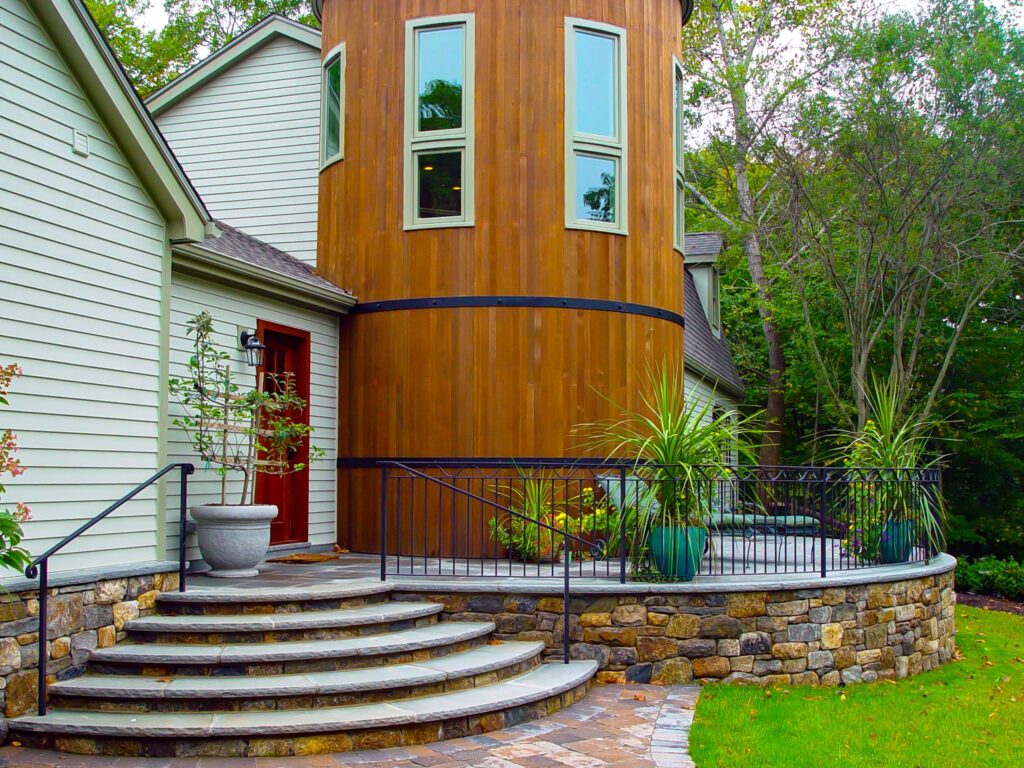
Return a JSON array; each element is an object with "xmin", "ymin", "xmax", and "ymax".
[
  {"xmin": 650, "ymin": 526, "xmax": 707, "ymax": 581},
  {"xmin": 880, "ymin": 520, "xmax": 915, "ymax": 564}
]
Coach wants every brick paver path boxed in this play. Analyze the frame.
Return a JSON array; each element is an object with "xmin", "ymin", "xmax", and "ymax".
[{"xmin": 0, "ymin": 684, "xmax": 700, "ymax": 768}]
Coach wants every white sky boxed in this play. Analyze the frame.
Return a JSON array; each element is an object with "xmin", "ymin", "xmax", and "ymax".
[{"xmin": 137, "ymin": 0, "xmax": 1022, "ymax": 32}]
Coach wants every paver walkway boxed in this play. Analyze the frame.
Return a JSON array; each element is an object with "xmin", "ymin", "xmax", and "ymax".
[{"xmin": 0, "ymin": 684, "xmax": 700, "ymax": 768}]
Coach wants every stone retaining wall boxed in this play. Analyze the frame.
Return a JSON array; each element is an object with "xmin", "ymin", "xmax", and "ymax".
[
  {"xmin": 396, "ymin": 569, "xmax": 956, "ymax": 686},
  {"xmin": 0, "ymin": 569, "xmax": 180, "ymax": 718}
]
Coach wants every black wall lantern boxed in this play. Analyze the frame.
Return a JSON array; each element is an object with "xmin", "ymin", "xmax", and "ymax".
[{"xmin": 239, "ymin": 330, "xmax": 267, "ymax": 368}]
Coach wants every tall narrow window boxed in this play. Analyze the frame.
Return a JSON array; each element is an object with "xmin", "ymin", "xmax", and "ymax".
[
  {"xmin": 673, "ymin": 57, "xmax": 685, "ymax": 252},
  {"xmin": 405, "ymin": 15, "xmax": 475, "ymax": 229},
  {"xmin": 321, "ymin": 43, "xmax": 345, "ymax": 168},
  {"xmin": 565, "ymin": 19, "xmax": 627, "ymax": 233}
]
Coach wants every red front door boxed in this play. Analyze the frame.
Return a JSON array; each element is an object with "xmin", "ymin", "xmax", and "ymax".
[{"xmin": 255, "ymin": 320, "xmax": 311, "ymax": 546}]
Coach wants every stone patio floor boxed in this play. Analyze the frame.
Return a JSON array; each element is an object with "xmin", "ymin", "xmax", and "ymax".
[{"xmin": 0, "ymin": 684, "xmax": 699, "ymax": 768}]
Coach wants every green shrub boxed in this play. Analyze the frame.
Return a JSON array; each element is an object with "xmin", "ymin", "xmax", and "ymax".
[{"xmin": 956, "ymin": 556, "xmax": 1024, "ymax": 601}]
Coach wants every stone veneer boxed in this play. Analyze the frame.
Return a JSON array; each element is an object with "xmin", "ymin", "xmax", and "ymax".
[
  {"xmin": 0, "ymin": 569, "xmax": 180, "ymax": 719},
  {"xmin": 394, "ymin": 569, "xmax": 956, "ymax": 687}
]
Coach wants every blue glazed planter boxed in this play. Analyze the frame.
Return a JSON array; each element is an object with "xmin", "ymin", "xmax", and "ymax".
[
  {"xmin": 880, "ymin": 520, "xmax": 915, "ymax": 564},
  {"xmin": 650, "ymin": 526, "xmax": 707, "ymax": 581}
]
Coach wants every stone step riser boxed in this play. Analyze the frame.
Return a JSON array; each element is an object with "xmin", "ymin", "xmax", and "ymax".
[
  {"xmin": 50, "ymin": 657, "xmax": 539, "ymax": 713},
  {"xmin": 19, "ymin": 681, "xmax": 591, "ymax": 758},
  {"xmin": 88, "ymin": 635, "xmax": 491, "ymax": 678},
  {"xmin": 157, "ymin": 593, "xmax": 390, "ymax": 617},
  {"xmin": 129, "ymin": 614, "xmax": 437, "ymax": 645}
]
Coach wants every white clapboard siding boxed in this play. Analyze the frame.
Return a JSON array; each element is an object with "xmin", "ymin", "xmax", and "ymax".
[
  {"xmin": 0, "ymin": 0, "xmax": 167, "ymax": 573},
  {"xmin": 156, "ymin": 35, "xmax": 321, "ymax": 265},
  {"xmin": 165, "ymin": 273, "xmax": 339, "ymax": 562}
]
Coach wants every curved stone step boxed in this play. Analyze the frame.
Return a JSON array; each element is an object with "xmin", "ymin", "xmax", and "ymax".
[
  {"xmin": 11, "ymin": 661, "xmax": 597, "ymax": 756},
  {"xmin": 156, "ymin": 580, "xmax": 392, "ymax": 615},
  {"xmin": 49, "ymin": 641, "xmax": 544, "ymax": 710},
  {"xmin": 126, "ymin": 601, "xmax": 442, "ymax": 642},
  {"xmin": 88, "ymin": 622, "xmax": 496, "ymax": 675}
]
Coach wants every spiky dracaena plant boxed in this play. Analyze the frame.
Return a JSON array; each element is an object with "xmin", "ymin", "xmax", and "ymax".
[
  {"xmin": 575, "ymin": 363, "xmax": 759, "ymax": 572},
  {"xmin": 837, "ymin": 376, "xmax": 947, "ymax": 558}
]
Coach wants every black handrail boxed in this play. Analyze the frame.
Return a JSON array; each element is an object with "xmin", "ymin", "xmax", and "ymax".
[
  {"xmin": 23, "ymin": 462, "xmax": 194, "ymax": 716},
  {"xmin": 379, "ymin": 461, "xmax": 599, "ymax": 664}
]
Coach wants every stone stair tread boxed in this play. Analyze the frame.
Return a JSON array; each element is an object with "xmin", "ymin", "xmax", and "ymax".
[
  {"xmin": 157, "ymin": 579, "xmax": 390, "ymax": 605},
  {"xmin": 89, "ymin": 622, "xmax": 496, "ymax": 665},
  {"xmin": 12, "ymin": 662, "xmax": 597, "ymax": 738},
  {"xmin": 51, "ymin": 641, "xmax": 545, "ymax": 699},
  {"xmin": 127, "ymin": 601, "xmax": 442, "ymax": 633}
]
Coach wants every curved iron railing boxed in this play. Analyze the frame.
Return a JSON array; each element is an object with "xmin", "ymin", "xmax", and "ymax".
[
  {"xmin": 23, "ymin": 462, "xmax": 194, "ymax": 716},
  {"xmin": 377, "ymin": 458, "xmax": 943, "ymax": 580}
]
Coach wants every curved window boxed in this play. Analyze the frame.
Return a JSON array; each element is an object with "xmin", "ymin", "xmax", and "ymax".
[
  {"xmin": 565, "ymin": 19, "xmax": 627, "ymax": 234},
  {"xmin": 321, "ymin": 43, "xmax": 345, "ymax": 169},
  {"xmin": 673, "ymin": 56, "xmax": 685, "ymax": 252},
  {"xmin": 405, "ymin": 15, "xmax": 475, "ymax": 229}
]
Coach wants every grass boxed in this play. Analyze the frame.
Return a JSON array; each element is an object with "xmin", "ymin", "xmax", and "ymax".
[{"xmin": 690, "ymin": 606, "xmax": 1024, "ymax": 767}]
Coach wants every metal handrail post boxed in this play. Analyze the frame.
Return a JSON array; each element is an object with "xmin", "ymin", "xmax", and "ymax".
[
  {"xmin": 380, "ymin": 465, "xmax": 389, "ymax": 581},
  {"xmin": 36, "ymin": 559, "xmax": 48, "ymax": 716}
]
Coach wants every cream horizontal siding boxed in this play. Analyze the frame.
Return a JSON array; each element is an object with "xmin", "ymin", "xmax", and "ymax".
[
  {"xmin": 0, "ymin": 0, "xmax": 167, "ymax": 573},
  {"xmin": 156, "ymin": 35, "xmax": 321, "ymax": 265},
  {"xmin": 166, "ymin": 273, "xmax": 338, "ymax": 562}
]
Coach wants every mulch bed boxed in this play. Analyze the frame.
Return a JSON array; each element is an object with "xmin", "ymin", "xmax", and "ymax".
[{"xmin": 957, "ymin": 591, "xmax": 1024, "ymax": 616}]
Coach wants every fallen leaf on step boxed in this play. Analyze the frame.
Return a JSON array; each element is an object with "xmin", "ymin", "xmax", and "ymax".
[{"xmin": 633, "ymin": 694, "xmax": 647, "ymax": 702}]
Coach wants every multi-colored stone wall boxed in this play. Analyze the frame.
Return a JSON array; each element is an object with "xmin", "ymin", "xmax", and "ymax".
[
  {"xmin": 395, "ymin": 570, "xmax": 956, "ymax": 686},
  {"xmin": 0, "ymin": 570, "xmax": 180, "ymax": 719}
]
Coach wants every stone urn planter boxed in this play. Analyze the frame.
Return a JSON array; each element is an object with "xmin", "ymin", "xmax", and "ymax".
[{"xmin": 191, "ymin": 504, "xmax": 278, "ymax": 578}]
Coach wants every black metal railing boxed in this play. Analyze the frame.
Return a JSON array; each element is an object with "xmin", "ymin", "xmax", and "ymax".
[
  {"xmin": 23, "ymin": 462, "xmax": 194, "ymax": 716},
  {"xmin": 378, "ymin": 459, "xmax": 943, "ymax": 585},
  {"xmin": 380, "ymin": 461, "xmax": 607, "ymax": 662}
]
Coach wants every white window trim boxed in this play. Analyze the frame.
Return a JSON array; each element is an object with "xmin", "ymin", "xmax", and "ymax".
[
  {"xmin": 564, "ymin": 17, "xmax": 628, "ymax": 235},
  {"xmin": 320, "ymin": 42, "xmax": 346, "ymax": 170},
  {"xmin": 673, "ymin": 55, "xmax": 685, "ymax": 253},
  {"xmin": 404, "ymin": 14, "xmax": 475, "ymax": 231}
]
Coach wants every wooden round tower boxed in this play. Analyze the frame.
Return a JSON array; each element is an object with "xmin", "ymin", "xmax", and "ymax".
[{"xmin": 315, "ymin": 0, "xmax": 693, "ymax": 553}]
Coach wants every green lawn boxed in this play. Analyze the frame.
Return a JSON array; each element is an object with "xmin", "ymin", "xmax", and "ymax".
[{"xmin": 690, "ymin": 606, "xmax": 1024, "ymax": 768}]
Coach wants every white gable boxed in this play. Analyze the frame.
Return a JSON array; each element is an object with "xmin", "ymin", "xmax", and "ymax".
[{"xmin": 156, "ymin": 35, "xmax": 321, "ymax": 265}]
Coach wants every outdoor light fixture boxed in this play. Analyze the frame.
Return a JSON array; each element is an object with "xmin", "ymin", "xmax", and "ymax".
[{"xmin": 239, "ymin": 330, "xmax": 267, "ymax": 368}]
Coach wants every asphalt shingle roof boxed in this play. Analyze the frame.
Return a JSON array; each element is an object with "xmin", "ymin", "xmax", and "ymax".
[
  {"xmin": 199, "ymin": 222, "xmax": 352, "ymax": 298},
  {"xmin": 683, "ymin": 232, "xmax": 725, "ymax": 261}
]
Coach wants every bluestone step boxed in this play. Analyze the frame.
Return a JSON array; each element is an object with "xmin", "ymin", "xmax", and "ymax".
[
  {"xmin": 156, "ymin": 579, "xmax": 391, "ymax": 605},
  {"xmin": 52, "ymin": 641, "xmax": 544, "ymax": 700},
  {"xmin": 126, "ymin": 601, "xmax": 441, "ymax": 634},
  {"xmin": 89, "ymin": 621, "xmax": 495, "ymax": 665},
  {"xmin": 12, "ymin": 661, "xmax": 597, "ymax": 738}
]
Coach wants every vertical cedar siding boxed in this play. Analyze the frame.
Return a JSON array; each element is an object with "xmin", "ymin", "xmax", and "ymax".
[{"xmin": 319, "ymin": 1, "xmax": 686, "ymax": 553}]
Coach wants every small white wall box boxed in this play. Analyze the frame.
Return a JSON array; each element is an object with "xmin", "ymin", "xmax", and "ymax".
[{"xmin": 72, "ymin": 129, "xmax": 90, "ymax": 157}]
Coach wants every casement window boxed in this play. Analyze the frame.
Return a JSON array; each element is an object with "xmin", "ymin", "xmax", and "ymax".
[
  {"xmin": 321, "ymin": 43, "xmax": 345, "ymax": 168},
  {"xmin": 565, "ymin": 19, "xmax": 627, "ymax": 234},
  {"xmin": 673, "ymin": 56, "xmax": 685, "ymax": 252},
  {"xmin": 404, "ymin": 14, "xmax": 475, "ymax": 229}
]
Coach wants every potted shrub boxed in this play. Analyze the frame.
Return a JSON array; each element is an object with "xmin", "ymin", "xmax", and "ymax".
[
  {"xmin": 489, "ymin": 474, "xmax": 565, "ymax": 563},
  {"xmin": 488, "ymin": 474, "xmax": 608, "ymax": 563},
  {"xmin": 577, "ymin": 363, "xmax": 757, "ymax": 581},
  {"xmin": 0, "ymin": 363, "xmax": 32, "ymax": 573},
  {"xmin": 169, "ymin": 313, "xmax": 322, "ymax": 577},
  {"xmin": 839, "ymin": 377, "xmax": 945, "ymax": 564}
]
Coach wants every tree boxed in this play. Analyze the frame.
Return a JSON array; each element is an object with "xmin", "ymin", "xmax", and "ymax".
[
  {"xmin": 680, "ymin": 0, "xmax": 844, "ymax": 466},
  {"xmin": 84, "ymin": 0, "xmax": 318, "ymax": 96},
  {"xmin": 775, "ymin": 0, "xmax": 1024, "ymax": 427}
]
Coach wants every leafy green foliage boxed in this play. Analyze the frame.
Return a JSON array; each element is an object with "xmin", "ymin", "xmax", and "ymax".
[
  {"xmin": 957, "ymin": 557, "xmax": 1024, "ymax": 601},
  {"xmin": 0, "ymin": 363, "xmax": 32, "ymax": 573},
  {"xmin": 84, "ymin": 0, "xmax": 318, "ymax": 96},
  {"xmin": 168, "ymin": 312, "xmax": 323, "ymax": 506}
]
